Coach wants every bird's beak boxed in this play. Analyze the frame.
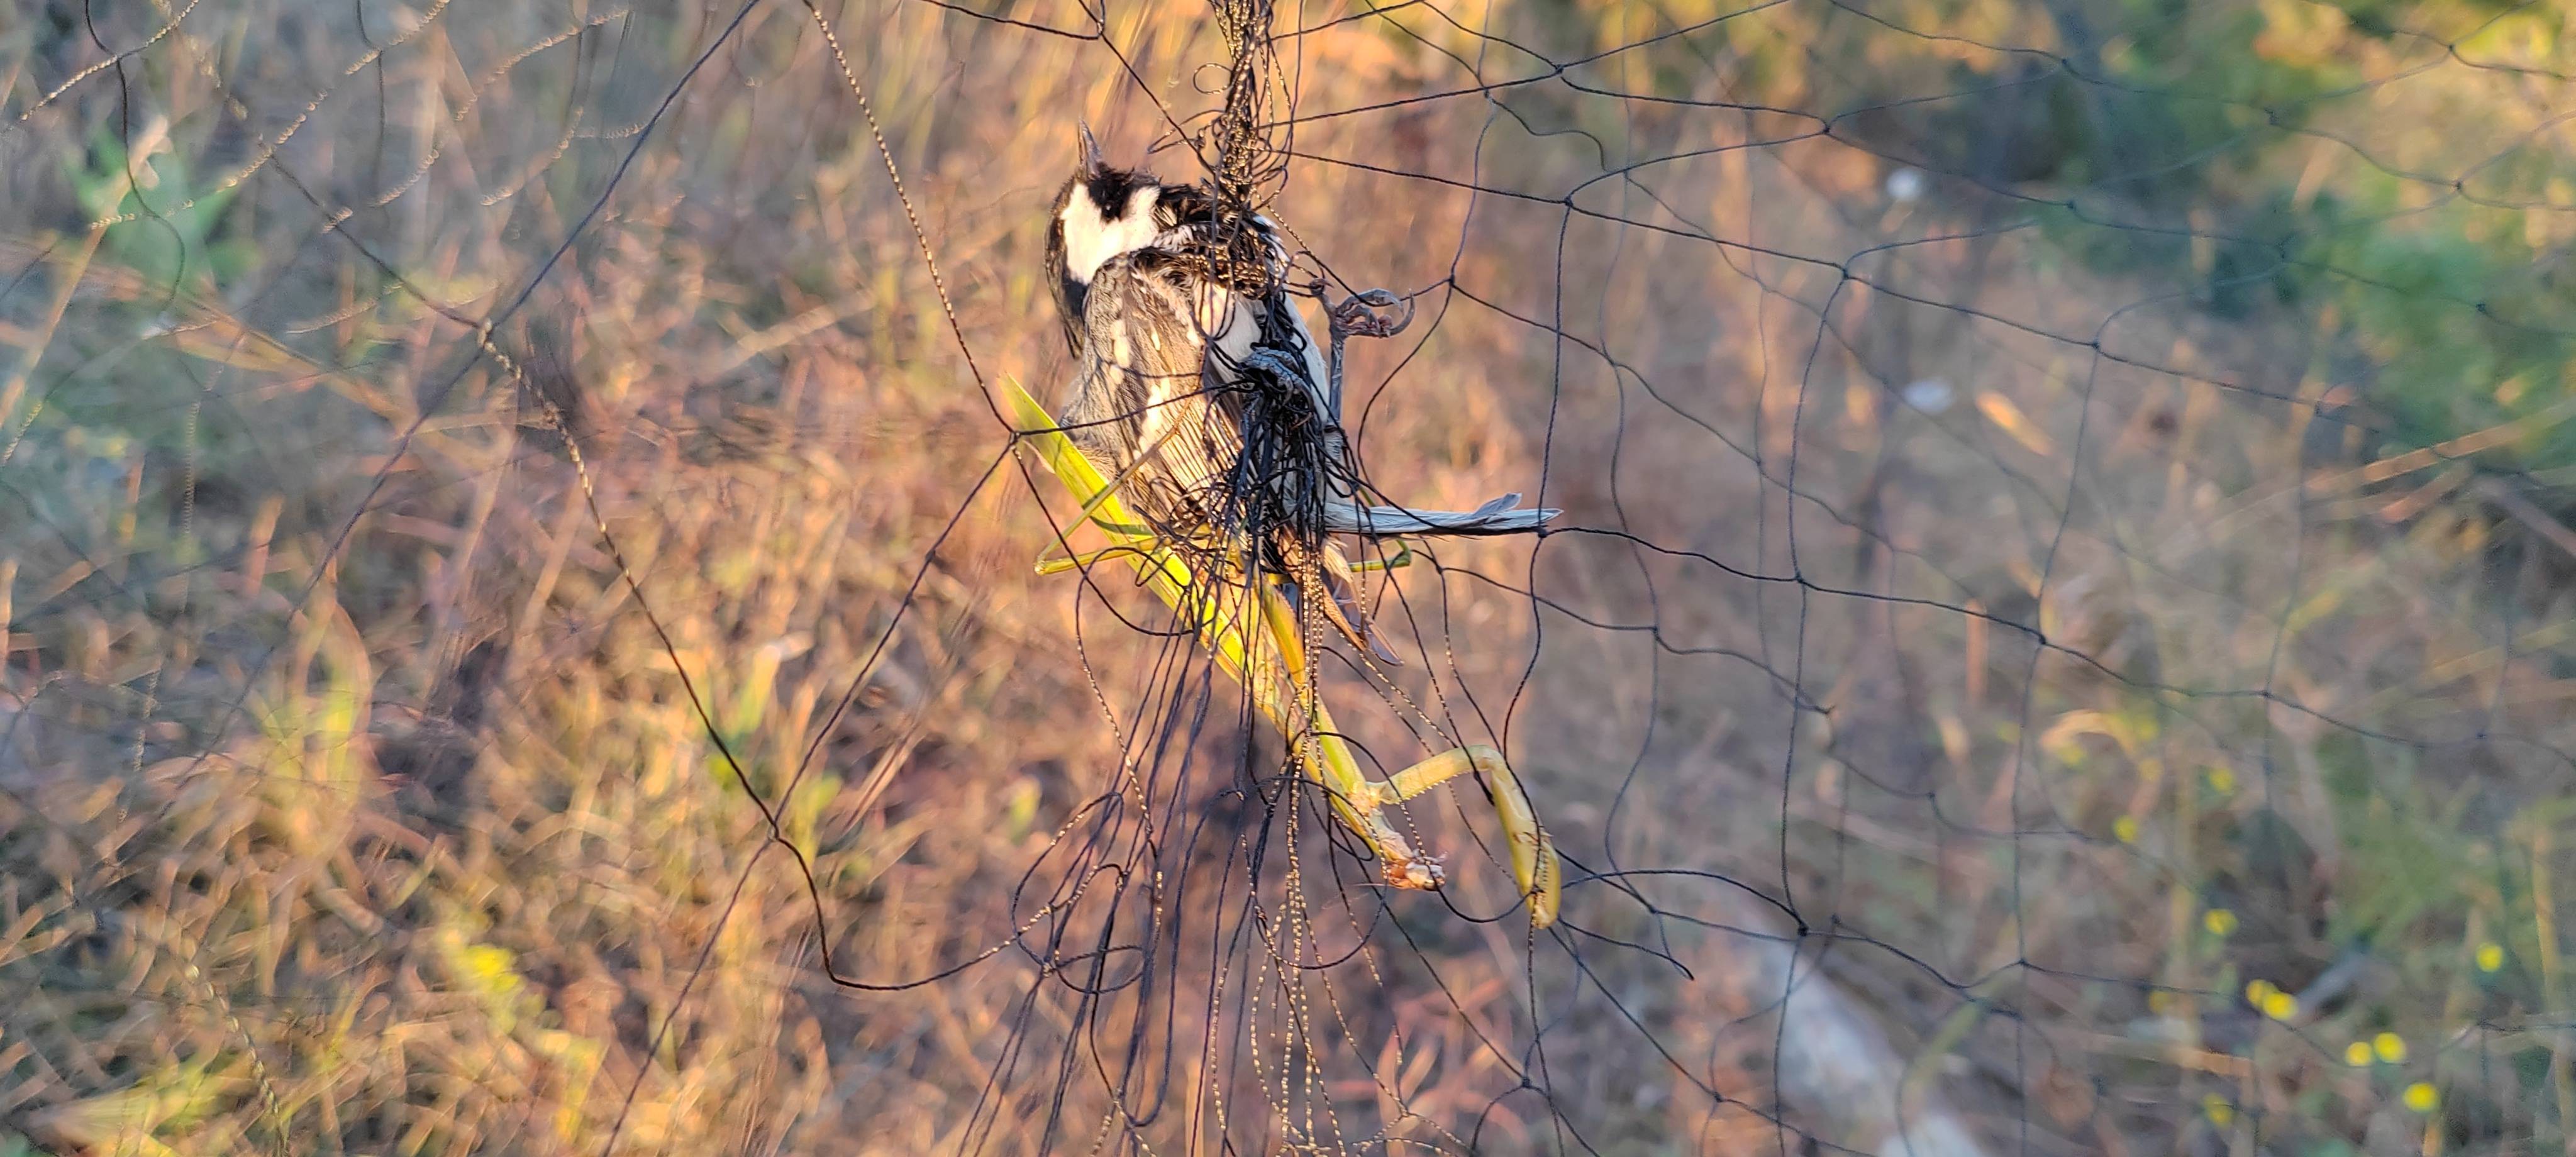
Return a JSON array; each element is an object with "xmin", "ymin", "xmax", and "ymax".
[{"xmin": 1077, "ymin": 121, "xmax": 1104, "ymax": 172}]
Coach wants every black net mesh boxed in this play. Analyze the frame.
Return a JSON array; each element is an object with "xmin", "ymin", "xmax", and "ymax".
[{"xmin": 3, "ymin": 0, "xmax": 2572, "ymax": 1153}]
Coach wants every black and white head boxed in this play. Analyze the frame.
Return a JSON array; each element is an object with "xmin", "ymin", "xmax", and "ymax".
[{"xmin": 1044, "ymin": 125, "xmax": 1170, "ymax": 354}]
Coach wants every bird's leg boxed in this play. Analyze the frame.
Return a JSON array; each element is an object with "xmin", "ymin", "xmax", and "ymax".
[
  {"xmin": 1328, "ymin": 287, "xmax": 1413, "ymax": 340},
  {"xmin": 1316, "ymin": 283, "xmax": 1415, "ymax": 418}
]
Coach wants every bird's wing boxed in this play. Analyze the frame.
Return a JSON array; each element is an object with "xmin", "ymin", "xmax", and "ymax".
[
  {"xmin": 1063, "ymin": 252, "xmax": 1246, "ymax": 530},
  {"xmin": 1148, "ymin": 202, "xmax": 1343, "ymax": 436}
]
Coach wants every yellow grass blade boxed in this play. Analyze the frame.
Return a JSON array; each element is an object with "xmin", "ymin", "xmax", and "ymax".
[{"xmin": 1006, "ymin": 374, "xmax": 1557, "ymax": 928}]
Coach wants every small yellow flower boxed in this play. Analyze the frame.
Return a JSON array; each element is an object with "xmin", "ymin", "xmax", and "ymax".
[
  {"xmin": 2476, "ymin": 942, "xmax": 2504, "ymax": 972},
  {"xmin": 2402, "ymin": 1082, "xmax": 2438, "ymax": 1114},
  {"xmin": 2206, "ymin": 766, "xmax": 2238, "ymax": 795},
  {"xmin": 2113, "ymin": 814, "xmax": 2140, "ymax": 844},
  {"xmin": 2373, "ymin": 1032, "xmax": 2407, "ymax": 1064},
  {"xmin": 2345, "ymin": 1041, "xmax": 2373, "ymax": 1066},
  {"xmin": 2245, "ymin": 978, "xmax": 2276, "ymax": 1005},
  {"xmin": 2261, "ymin": 990, "xmax": 2298, "ymax": 1021},
  {"xmin": 2147, "ymin": 989, "xmax": 2175, "ymax": 1014},
  {"xmin": 2202, "ymin": 1093, "xmax": 2235, "ymax": 1126},
  {"xmin": 2204, "ymin": 908, "xmax": 2238, "ymax": 937}
]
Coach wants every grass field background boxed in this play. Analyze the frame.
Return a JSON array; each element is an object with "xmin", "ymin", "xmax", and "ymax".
[{"xmin": 4, "ymin": 0, "xmax": 2576, "ymax": 1152}]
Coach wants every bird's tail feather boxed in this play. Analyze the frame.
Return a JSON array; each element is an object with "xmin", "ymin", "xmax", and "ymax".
[{"xmin": 1322, "ymin": 492, "xmax": 1559, "ymax": 537}]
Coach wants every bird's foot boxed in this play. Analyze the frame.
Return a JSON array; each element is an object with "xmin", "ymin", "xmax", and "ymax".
[{"xmin": 1324, "ymin": 285, "xmax": 1414, "ymax": 341}]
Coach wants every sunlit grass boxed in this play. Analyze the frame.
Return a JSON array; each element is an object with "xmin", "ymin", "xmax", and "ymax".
[{"xmin": 1, "ymin": 0, "xmax": 2572, "ymax": 1152}]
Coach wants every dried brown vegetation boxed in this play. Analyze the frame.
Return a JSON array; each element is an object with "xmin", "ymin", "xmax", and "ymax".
[{"xmin": 4, "ymin": 0, "xmax": 2575, "ymax": 1153}]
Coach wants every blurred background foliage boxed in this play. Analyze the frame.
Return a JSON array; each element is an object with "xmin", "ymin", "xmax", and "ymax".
[
  {"xmin": 3, "ymin": 0, "xmax": 2575, "ymax": 1153},
  {"xmin": 1878, "ymin": 0, "xmax": 2576, "ymax": 473}
]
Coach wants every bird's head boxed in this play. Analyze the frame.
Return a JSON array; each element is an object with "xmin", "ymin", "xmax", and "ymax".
[{"xmin": 1045, "ymin": 124, "xmax": 1166, "ymax": 351}]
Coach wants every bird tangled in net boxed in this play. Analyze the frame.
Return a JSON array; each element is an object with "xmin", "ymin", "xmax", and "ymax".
[{"xmin": 1032, "ymin": 0, "xmax": 1565, "ymax": 902}]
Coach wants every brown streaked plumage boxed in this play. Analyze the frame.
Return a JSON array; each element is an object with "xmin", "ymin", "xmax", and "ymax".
[{"xmin": 1043, "ymin": 128, "xmax": 1559, "ymax": 665}]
